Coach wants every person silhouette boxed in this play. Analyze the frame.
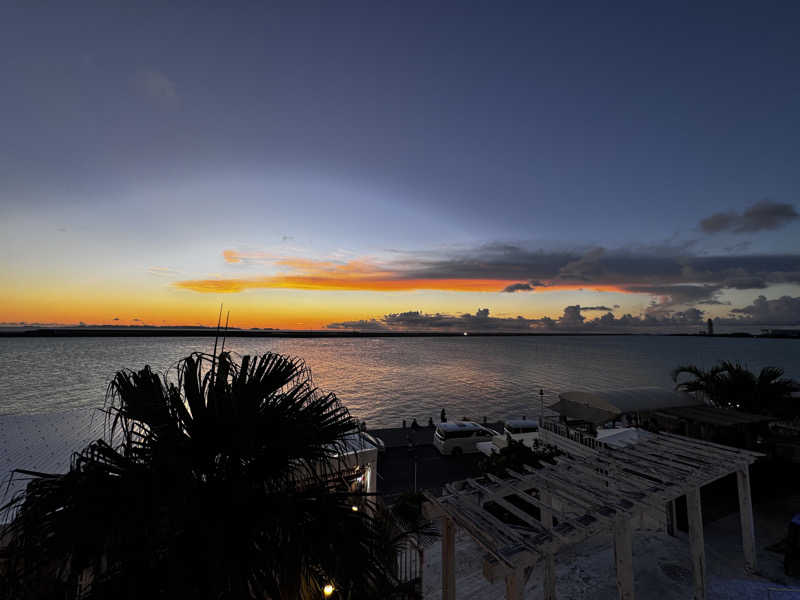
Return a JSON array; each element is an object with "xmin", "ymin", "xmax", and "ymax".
[
  {"xmin": 440, "ymin": 408, "xmax": 447, "ymax": 423},
  {"xmin": 411, "ymin": 418, "xmax": 420, "ymax": 430}
]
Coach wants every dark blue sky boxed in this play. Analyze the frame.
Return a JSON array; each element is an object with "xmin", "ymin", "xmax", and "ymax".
[{"xmin": 2, "ymin": 2, "xmax": 799, "ymax": 329}]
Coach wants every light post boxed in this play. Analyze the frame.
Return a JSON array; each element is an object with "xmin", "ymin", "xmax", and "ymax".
[{"xmin": 539, "ymin": 388, "xmax": 544, "ymax": 431}]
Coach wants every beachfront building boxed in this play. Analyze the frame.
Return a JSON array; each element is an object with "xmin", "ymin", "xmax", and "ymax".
[
  {"xmin": 423, "ymin": 389, "xmax": 763, "ymax": 599},
  {"xmin": 323, "ymin": 431, "xmax": 380, "ymax": 502}
]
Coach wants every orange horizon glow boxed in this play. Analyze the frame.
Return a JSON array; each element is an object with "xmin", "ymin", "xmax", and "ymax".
[
  {"xmin": 175, "ymin": 251, "xmax": 633, "ymax": 294},
  {"xmin": 0, "ymin": 249, "xmax": 654, "ymax": 330},
  {"xmin": 172, "ymin": 275, "xmax": 629, "ymax": 294}
]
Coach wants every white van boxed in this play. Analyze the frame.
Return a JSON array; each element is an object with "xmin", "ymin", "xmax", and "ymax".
[
  {"xmin": 477, "ymin": 418, "xmax": 540, "ymax": 456},
  {"xmin": 433, "ymin": 421, "xmax": 499, "ymax": 456}
]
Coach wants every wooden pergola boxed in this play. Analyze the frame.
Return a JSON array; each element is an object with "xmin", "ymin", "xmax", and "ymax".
[{"xmin": 425, "ymin": 431, "xmax": 762, "ymax": 600}]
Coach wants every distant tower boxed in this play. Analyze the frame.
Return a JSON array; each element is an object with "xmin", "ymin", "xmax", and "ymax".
[{"xmin": 707, "ymin": 318, "xmax": 714, "ymax": 336}]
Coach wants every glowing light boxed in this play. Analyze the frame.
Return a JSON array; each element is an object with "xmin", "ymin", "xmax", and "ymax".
[
  {"xmin": 351, "ymin": 505, "xmax": 359, "ymax": 512},
  {"xmin": 323, "ymin": 584, "xmax": 335, "ymax": 597}
]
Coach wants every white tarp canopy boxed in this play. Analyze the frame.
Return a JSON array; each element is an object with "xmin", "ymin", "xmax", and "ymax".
[{"xmin": 550, "ymin": 387, "xmax": 701, "ymax": 424}]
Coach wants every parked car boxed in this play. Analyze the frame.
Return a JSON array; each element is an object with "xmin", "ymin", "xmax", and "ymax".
[
  {"xmin": 433, "ymin": 421, "xmax": 499, "ymax": 456},
  {"xmin": 477, "ymin": 418, "xmax": 540, "ymax": 456}
]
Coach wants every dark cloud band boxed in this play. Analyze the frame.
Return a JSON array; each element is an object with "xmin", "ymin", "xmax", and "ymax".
[{"xmin": 699, "ymin": 200, "xmax": 798, "ymax": 234}]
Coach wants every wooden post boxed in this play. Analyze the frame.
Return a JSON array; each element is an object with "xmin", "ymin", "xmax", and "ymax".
[
  {"xmin": 541, "ymin": 489, "xmax": 556, "ymax": 600},
  {"xmin": 736, "ymin": 466, "xmax": 757, "ymax": 573},
  {"xmin": 613, "ymin": 518, "xmax": 634, "ymax": 600},
  {"xmin": 665, "ymin": 500, "xmax": 677, "ymax": 537},
  {"xmin": 540, "ymin": 489, "xmax": 553, "ymax": 529},
  {"xmin": 686, "ymin": 487, "xmax": 706, "ymax": 600},
  {"xmin": 505, "ymin": 569, "xmax": 523, "ymax": 600},
  {"xmin": 442, "ymin": 517, "xmax": 456, "ymax": 600}
]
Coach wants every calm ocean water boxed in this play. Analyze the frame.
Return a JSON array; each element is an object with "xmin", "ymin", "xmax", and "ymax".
[{"xmin": 1, "ymin": 336, "xmax": 799, "ymax": 427}]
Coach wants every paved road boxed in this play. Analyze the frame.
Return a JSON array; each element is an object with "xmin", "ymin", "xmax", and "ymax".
[
  {"xmin": 371, "ymin": 424, "xmax": 504, "ymax": 499},
  {"xmin": 369, "ymin": 422, "xmax": 504, "ymax": 449}
]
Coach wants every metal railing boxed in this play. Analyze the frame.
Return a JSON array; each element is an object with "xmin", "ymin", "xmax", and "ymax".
[
  {"xmin": 395, "ymin": 538, "xmax": 422, "ymax": 598},
  {"xmin": 540, "ymin": 420, "xmax": 610, "ymax": 452}
]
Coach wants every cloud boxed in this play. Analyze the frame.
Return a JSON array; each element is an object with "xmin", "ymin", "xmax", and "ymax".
[
  {"xmin": 502, "ymin": 279, "xmax": 547, "ymax": 292},
  {"xmin": 723, "ymin": 276, "xmax": 767, "ymax": 290},
  {"xmin": 147, "ymin": 266, "xmax": 180, "ymax": 277},
  {"xmin": 326, "ymin": 319, "xmax": 388, "ymax": 331},
  {"xmin": 330, "ymin": 308, "xmax": 540, "ymax": 332},
  {"xmin": 725, "ymin": 295, "xmax": 800, "ymax": 325},
  {"xmin": 623, "ymin": 284, "xmax": 723, "ymax": 314},
  {"xmin": 174, "ymin": 244, "xmax": 800, "ymax": 304},
  {"xmin": 112, "ymin": 317, "xmax": 120, "ymax": 321},
  {"xmin": 133, "ymin": 69, "xmax": 179, "ymax": 106},
  {"xmin": 580, "ymin": 306, "xmax": 614, "ymax": 311},
  {"xmin": 327, "ymin": 305, "xmax": 710, "ymax": 333},
  {"xmin": 559, "ymin": 305, "xmax": 584, "ymax": 327},
  {"xmin": 503, "ymin": 282, "xmax": 534, "ymax": 293},
  {"xmin": 699, "ymin": 200, "xmax": 798, "ymax": 234}
]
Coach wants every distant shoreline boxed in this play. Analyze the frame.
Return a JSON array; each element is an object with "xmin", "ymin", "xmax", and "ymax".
[{"xmin": 0, "ymin": 328, "xmax": 797, "ymax": 339}]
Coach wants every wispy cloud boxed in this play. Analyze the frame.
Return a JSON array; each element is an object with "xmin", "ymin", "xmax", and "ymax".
[
  {"xmin": 133, "ymin": 69, "xmax": 179, "ymax": 106},
  {"xmin": 147, "ymin": 266, "xmax": 181, "ymax": 277},
  {"xmin": 699, "ymin": 200, "xmax": 798, "ymax": 234}
]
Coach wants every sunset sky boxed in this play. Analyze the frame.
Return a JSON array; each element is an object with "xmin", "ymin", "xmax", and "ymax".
[{"xmin": 2, "ymin": 2, "xmax": 799, "ymax": 331}]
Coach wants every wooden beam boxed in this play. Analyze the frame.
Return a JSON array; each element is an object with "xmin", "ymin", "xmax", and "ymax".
[
  {"xmin": 736, "ymin": 466, "xmax": 757, "ymax": 573},
  {"xmin": 463, "ymin": 479, "xmax": 562, "ymax": 542},
  {"xmin": 665, "ymin": 500, "xmax": 676, "ymax": 537},
  {"xmin": 440, "ymin": 496, "xmax": 527, "ymax": 561},
  {"xmin": 442, "ymin": 516, "xmax": 456, "ymax": 600},
  {"xmin": 686, "ymin": 487, "xmax": 706, "ymax": 600},
  {"xmin": 540, "ymin": 489, "xmax": 553, "ymax": 530},
  {"xmin": 613, "ymin": 518, "xmax": 634, "ymax": 600},
  {"xmin": 553, "ymin": 455, "xmax": 671, "ymax": 514},
  {"xmin": 643, "ymin": 436, "xmax": 752, "ymax": 469},
  {"xmin": 543, "ymin": 553, "xmax": 556, "ymax": 600},
  {"xmin": 608, "ymin": 445, "xmax": 706, "ymax": 479},
  {"xmin": 505, "ymin": 468, "xmax": 600, "ymax": 515},
  {"xmin": 467, "ymin": 477, "xmax": 600, "ymax": 550},
  {"xmin": 484, "ymin": 472, "xmax": 569, "ymax": 522},
  {"xmin": 542, "ymin": 489, "xmax": 557, "ymax": 600},
  {"xmin": 505, "ymin": 569, "xmax": 523, "ymax": 600},
  {"xmin": 522, "ymin": 464, "xmax": 637, "ymax": 517},
  {"xmin": 656, "ymin": 431, "xmax": 763, "ymax": 460}
]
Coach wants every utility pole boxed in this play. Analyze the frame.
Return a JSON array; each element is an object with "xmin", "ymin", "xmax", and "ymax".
[{"xmin": 539, "ymin": 388, "xmax": 545, "ymax": 428}]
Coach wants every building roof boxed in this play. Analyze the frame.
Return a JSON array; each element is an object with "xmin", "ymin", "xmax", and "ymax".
[
  {"xmin": 504, "ymin": 419, "xmax": 539, "ymax": 428},
  {"xmin": 550, "ymin": 387, "xmax": 700, "ymax": 424},
  {"xmin": 436, "ymin": 421, "xmax": 487, "ymax": 432},
  {"xmin": 596, "ymin": 427, "xmax": 654, "ymax": 447},
  {"xmin": 653, "ymin": 405, "xmax": 773, "ymax": 427}
]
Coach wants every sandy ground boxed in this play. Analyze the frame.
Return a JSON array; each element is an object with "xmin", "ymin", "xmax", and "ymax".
[{"xmin": 421, "ymin": 495, "xmax": 800, "ymax": 599}]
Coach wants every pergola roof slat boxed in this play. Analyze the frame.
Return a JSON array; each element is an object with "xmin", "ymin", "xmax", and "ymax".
[{"xmin": 427, "ymin": 431, "xmax": 761, "ymax": 575}]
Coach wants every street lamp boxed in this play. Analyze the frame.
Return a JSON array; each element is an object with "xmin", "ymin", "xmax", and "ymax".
[
  {"xmin": 323, "ymin": 583, "xmax": 335, "ymax": 597},
  {"xmin": 539, "ymin": 389, "xmax": 544, "ymax": 429}
]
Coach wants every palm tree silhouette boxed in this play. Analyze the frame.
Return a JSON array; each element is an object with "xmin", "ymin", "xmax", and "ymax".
[
  {"xmin": 1, "ymin": 352, "xmax": 431, "ymax": 600},
  {"xmin": 672, "ymin": 360, "xmax": 796, "ymax": 416}
]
